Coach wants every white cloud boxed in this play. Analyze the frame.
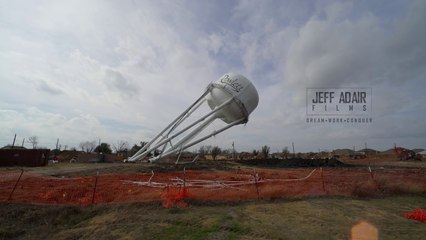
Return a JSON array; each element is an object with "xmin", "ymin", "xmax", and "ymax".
[
  {"xmin": 0, "ymin": 0, "xmax": 425, "ymax": 152},
  {"xmin": 37, "ymin": 79, "xmax": 64, "ymax": 95},
  {"xmin": 103, "ymin": 69, "xmax": 139, "ymax": 97},
  {"xmin": 285, "ymin": 10, "xmax": 382, "ymax": 88}
]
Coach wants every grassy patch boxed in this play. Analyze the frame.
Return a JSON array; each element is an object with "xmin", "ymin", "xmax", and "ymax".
[{"xmin": 1, "ymin": 194, "xmax": 425, "ymax": 239}]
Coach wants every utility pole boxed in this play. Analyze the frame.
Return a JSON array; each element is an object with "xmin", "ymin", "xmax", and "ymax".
[
  {"xmin": 232, "ymin": 142, "xmax": 235, "ymax": 160},
  {"xmin": 12, "ymin": 134, "xmax": 16, "ymax": 148},
  {"xmin": 21, "ymin": 138, "xmax": 25, "ymax": 147},
  {"xmin": 56, "ymin": 138, "xmax": 59, "ymax": 150},
  {"xmin": 292, "ymin": 142, "xmax": 295, "ymax": 155}
]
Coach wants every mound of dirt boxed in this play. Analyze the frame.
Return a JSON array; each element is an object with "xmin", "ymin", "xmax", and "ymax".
[
  {"xmin": 147, "ymin": 159, "xmax": 235, "ymax": 172},
  {"xmin": 237, "ymin": 158, "xmax": 351, "ymax": 168}
]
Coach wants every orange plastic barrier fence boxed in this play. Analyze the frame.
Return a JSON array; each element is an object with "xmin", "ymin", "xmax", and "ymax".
[
  {"xmin": 403, "ymin": 208, "xmax": 426, "ymax": 223},
  {"xmin": 1, "ymin": 168, "xmax": 425, "ymax": 208},
  {"xmin": 161, "ymin": 186, "xmax": 188, "ymax": 208}
]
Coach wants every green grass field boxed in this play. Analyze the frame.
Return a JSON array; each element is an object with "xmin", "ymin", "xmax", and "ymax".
[{"xmin": 1, "ymin": 194, "xmax": 425, "ymax": 240}]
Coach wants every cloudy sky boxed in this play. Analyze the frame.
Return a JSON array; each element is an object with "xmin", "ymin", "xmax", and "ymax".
[{"xmin": 1, "ymin": 0, "xmax": 425, "ymax": 153}]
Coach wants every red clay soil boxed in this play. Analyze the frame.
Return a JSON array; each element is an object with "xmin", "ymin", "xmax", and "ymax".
[{"xmin": 1, "ymin": 168, "xmax": 425, "ymax": 207}]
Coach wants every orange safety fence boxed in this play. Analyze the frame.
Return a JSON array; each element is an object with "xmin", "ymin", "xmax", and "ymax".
[
  {"xmin": 161, "ymin": 186, "xmax": 188, "ymax": 208},
  {"xmin": 0, "ymin": 168, "xmax": 425, "ymax": 208},
  {"xmin": 403, "ymin": 208, "xmax": 426, "ymax": 223}
]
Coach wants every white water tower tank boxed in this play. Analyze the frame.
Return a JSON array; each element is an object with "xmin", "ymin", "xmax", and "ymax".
[
  {"xmin": 207, "ymin": 73, "xmax": 259, "ymax": 124},
  {"xmin": 127, "ymin": 72, "xmax": 259, "ymax": 162}
]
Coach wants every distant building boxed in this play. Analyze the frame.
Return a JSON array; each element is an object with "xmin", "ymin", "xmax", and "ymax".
[
  {"xmin": 0, "ymin": 148, "xmax": 50, "ymax": 167},
  {"xmin": 1, "ymin": 145, "xmax": 26, "ymax": 150}
]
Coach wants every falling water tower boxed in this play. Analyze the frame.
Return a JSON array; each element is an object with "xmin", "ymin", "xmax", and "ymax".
[{"xmin": 127, "ymin": 73, "xmax": 259, "ymax": 162}]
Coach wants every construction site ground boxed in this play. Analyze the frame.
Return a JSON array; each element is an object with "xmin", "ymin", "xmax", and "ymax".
[{"xmin": 1, "ymin": 157, "xmax": 426, "ymax": 239}]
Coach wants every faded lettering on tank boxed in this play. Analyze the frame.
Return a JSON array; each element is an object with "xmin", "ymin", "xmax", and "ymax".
[{"xmin": 220, "ymin": 74, "xmax": 244, "ymax": 92}]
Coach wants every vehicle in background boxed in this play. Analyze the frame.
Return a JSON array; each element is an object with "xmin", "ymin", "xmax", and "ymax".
[{"xmin": 394, "ymin": 146, "xmax": 422, "ymax": 161}]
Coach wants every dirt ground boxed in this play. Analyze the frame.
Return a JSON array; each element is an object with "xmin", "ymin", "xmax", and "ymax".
[
  {"xmin": 2, "ymin": 156, "xmax": 425, "ymax": 177},
  {"xmin": 340, "ymin": 157, "xmax": 426, "ymax": 168},
  {"xmin": 1, "ymin": 158, "xmax": 426, "ymax": 239}
]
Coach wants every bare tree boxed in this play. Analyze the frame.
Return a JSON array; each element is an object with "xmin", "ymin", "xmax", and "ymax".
[
  {"xmin": 28, "ymin": 136, "xmax": 38, "ymax": 149},
  {"xmin": 211, "ymin": 146, "xmax": 222, "ymax": 160},
  {"xmin": 252, "ymin": 149, "xmax": 259, "ymax": 156},
  {"xmin": 198, "ymin": 145, "xmax": 207, "ymax": 157},
  {"xmin": 204, "ymin": 145, "xmax": 213, "ymax": 154},
  {"xmin": 113, "ymin": 140, "xmax": 130, "ymax": 153},
  {"xmin": 261, "ymin": 145, "xmax": 270, "ymax": 159},
  {"xmin": 79, "ymin": 142, "xmax": 84, "ymax": 151},
  {"xmin": 199, "ymin": 145, "xmax": 215, "ymax": 158},
  {"xmin": 79, "ymin": 141, "xmax": 96, "ymax": 153},
  {"xmin": 86, "ymin": 141, "xmax": 96, "ymax": 152},
  {"xmin": 282, "ymin": 147, "xmax": 290, "ymax": 159}
]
